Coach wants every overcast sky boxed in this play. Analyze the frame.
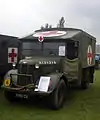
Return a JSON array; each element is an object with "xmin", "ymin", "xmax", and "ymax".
[{"xmin": 0, "ymin": 0, "xmax": 100, "ymax": 43}]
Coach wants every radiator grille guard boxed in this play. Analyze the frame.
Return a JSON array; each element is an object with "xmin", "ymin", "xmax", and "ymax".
[
  {"xmin": 17, "ymin": 74, "xmax": 33, "ymax": 86},
  {"xmin": 11, "ymin": 74, "xmax": 33, "ymax": 86},
  {"xmin": 18, "ymin": 64, "xmax": 27, "ymax": 74},
  {"xmin": 17, "ymin": 64, "xmax": 34, "ymax": 86}
]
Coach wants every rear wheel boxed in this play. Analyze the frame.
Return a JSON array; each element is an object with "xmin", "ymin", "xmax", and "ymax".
[
  {"xmin": 81, "ymin": 80, "xmax": 89, "ymax": 89},
  {"xmin": 81, "ymin": 69, "xmax": 90, "ymax": 89},
  {"xmin": 49, "ymin": 79, "xmax": 67, "ymax": 110}
]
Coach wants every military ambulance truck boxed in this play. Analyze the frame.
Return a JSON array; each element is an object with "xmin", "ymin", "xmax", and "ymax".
[{"xmin": 2, "ymin": 28, "xmax": 96, "ymax": 110}]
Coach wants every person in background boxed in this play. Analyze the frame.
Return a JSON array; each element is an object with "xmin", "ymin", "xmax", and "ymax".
[{"xmin": 95, "ymin": 55, "xmax": 100, "ymax": 69}]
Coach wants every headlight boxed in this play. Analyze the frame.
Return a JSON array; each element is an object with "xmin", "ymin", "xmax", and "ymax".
[
  {"xmin": 35, "ymin": 64, "xmax": 39, "ymax": 69},
  {"xmin": 13, "ymin": 63, "xmax": 16, "ymax": 66}
]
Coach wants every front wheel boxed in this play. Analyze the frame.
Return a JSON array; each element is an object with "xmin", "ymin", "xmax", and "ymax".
[
  {"xmin": 4, "ymin": 91, "xmax": 18, "ymax": 102},
  {"xmin": 49, "ymin": 79, "xmax": 67, "ymax": 110}
]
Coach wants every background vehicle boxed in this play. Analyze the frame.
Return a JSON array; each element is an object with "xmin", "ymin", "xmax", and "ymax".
[
  {"xmin": 0, "ymin": 34, "xmax": 22, "ymax": 86},
  {"xmin": 95, "ymin": 54, "xmax": 100, "ymax": 69},
  {"xmin": 2, "ymin": 27, "xmax": 96, "ymax": 110}
]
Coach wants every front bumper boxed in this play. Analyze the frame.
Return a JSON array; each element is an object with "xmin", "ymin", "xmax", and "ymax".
[
  {"xmin": 2, "ymin": 73, "xmax": 52, "ymax": 97},
  {"xmin": 1, "ymin": 84, "xmax": 51, "ymax": 96}
]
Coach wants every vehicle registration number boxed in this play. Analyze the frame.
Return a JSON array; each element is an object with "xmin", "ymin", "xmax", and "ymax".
[{"xmin": 16, "ymin": 93, "xmax": 28, "ymax": 99}]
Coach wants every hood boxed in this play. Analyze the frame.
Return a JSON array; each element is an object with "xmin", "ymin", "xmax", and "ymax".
[{"xmin": 19, "ymin": 56, "xmax": 61, "ymax": 65}]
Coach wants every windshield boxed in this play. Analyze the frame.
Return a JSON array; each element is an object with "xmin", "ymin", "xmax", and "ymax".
[{"xmin": 22, "ymin": 42, "xmax": 66, "ymax": 57}]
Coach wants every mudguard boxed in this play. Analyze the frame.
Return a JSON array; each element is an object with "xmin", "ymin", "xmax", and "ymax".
[
  {"xmin": 47, "ymin": 73, "xmax": 64, "ymax": 93},
  {"xmin": 3, "ymin": 69, "xmax": 18, "ymax": 85}
]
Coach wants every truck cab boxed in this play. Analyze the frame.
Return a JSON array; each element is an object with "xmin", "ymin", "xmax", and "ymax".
[{"xmin": 2, "ymin": 28, "xmax": 96, "ymax": 110}]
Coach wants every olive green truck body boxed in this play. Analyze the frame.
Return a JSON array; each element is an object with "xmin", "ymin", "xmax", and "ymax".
[{"xmin": 2, "ymin": 28, "xmax": 96, "ymax": 110}]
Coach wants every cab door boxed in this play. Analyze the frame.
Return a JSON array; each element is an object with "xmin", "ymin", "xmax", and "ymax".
[{"xmin": 63, "ymin": 41, "xmax": 79, "ymax": 81}]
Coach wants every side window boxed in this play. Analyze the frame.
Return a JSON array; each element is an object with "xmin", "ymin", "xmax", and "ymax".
[
  {"xmin": 66, "ymin": 41, "xmax": 78, "ymax": 60},
  {"xmin": 22, "ymin": 42, "xmax": 41, "ymax": 49},
  {"xmin": 43, "ymin": 42, "xmax": 65, "ymax": 56}
]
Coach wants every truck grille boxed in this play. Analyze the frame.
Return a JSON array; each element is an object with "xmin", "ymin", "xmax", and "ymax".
[
  {"xmin": 17, "ymin": 75, "xmax": 32, "ymax": 86},
  {"xmin": 18, "ymin": 64, "xmax": 27, "ymax": 74},
  {"xmin": 17, "ymin": 64, "xmax": 33, "ymax": 86}
]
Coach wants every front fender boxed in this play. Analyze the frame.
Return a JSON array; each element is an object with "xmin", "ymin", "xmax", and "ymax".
[
  {"xmin": 48, "ymin": 73, "xmax": 63, "ymax": 92},
  {"xmin": 4, "ymin": 69, "xmax": 18, "ymax": 84}
]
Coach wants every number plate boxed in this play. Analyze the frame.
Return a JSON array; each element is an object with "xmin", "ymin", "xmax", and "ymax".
[{"xmin": 16, "ymin": 93, "xmax": 28, "ymax": 99}]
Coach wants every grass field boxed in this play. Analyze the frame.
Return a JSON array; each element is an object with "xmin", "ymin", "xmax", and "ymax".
[{"xmin": 0, "ymin": 70, "xmax": 100, "ymax": 120}]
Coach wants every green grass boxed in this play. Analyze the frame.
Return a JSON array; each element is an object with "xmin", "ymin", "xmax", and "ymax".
[{"xmin": 0, "ymin": 70, "xmax": 100, "ymax": 120}]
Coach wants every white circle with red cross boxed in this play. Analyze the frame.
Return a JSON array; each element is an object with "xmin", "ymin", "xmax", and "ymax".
[
  {"xmin": 38, "ymin": 36, "xmax": 44, "ymax": 42},
  {"xmin": 87, "ymin": 45, "xmax": 93, "ymax": 65},
  {"xmin": 8, "ymin": 48, "xmax": 18, "ymax": 63},
  {"xmin": 33, "ymin": 30, "xmax": 66, "ymax": 37}
]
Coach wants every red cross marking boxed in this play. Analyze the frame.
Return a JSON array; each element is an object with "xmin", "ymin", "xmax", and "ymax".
[
  {"xmin": 38, "ymin": 36, "xmax": 44, "ymax": 42},
  {"xmin": 39, "ymin": 36, "xmax": 43, "ymax": 41},
  {"xmin": 8, "ymin": 48, "xmax": 17, "ymax": 62},
  {"xmin": 87, "ymin": 45, "xmax": 93, "ymax": 65},
  {"xmin": 88, "ymin": 53, "xmax": 93, "ymax": 58}
]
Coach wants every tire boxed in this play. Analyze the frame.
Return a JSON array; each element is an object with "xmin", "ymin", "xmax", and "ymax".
[
  {"xmin": 4, "ymin": 91, "xmax": 18, "ymax": 102},
  {"xmin": 49, "ymin": 79, "xmax": 67, "ymax": 110},
  {"xmin": 81, "ymin": 81, "xmax": 89, "ymax": 89},
  {"xmin": 81, "ymin": 69, "xmax": 90, "ymax": 89}
]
